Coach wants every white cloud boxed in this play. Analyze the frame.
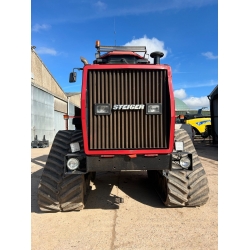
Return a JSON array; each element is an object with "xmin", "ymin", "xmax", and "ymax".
[
  {"xmin": 174, "ymin": 89, "xmax": 187, "ymax": 99},
  {"xmin": 32, "ymin": 24, "xmax": 50, "ymax": 32},
  {"xmin": 182, "ymin": 96, "xmax": 210, "ymax": 109},
  {"xmin": 124, "ymin": 36, "xmax": 168, "ymax": 63},
  {"xmin": 94, "ymin": 1, "xmax": 107, "ymax": 11},
  {"xmin": 174, "ymin": 88, "xmax": 210, "ymax": 110},
  {"xmin": 174, "ymin": 80, "xmax": 217, "ymax": 89},
  {"xmin": 35, "ymin": 47, "xmax": 57, "ymax": 55},
  {"xmin": 202, "ymin": 52, "xmax": 218, "ymax": 60}
]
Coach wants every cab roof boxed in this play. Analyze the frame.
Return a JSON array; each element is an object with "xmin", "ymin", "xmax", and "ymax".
[{"xmin": 100, "ymin": 51, "xmax": 144, "ymax": 59}]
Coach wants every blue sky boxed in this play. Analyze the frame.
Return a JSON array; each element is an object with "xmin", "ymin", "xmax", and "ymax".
[
  {"xmin": 3, "ymin": 2, "xmax": 250, "ymax": 247},
  {"xmin": 31, "ymin": 0, "xmax": 218, "ymax": 110}
]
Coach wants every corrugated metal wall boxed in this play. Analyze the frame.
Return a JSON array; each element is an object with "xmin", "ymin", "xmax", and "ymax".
[
  {"xmin": 32, "ymin": 86, "xmax": 77, "ymax": 145},
  {"xmin": 31, "ymin": 49, "xmax": 80, "ymax": 146},
  {"xmin": 31, "ymin": 85, "xmax": 54, "ymax": 143},
  {"xmin": 54, "ymin": 110, "xmax": 66, "ymax": 135},
  {"xmin": 68, "ymin": 102, "xmax": 76, "ymax": 130}
]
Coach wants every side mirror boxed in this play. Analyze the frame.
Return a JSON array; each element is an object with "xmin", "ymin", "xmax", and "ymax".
[{"xmin": 69, "ymin": 72, "xmax": 77, "ymax": 83}]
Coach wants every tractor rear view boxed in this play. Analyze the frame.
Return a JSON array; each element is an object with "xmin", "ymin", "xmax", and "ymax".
[{"xmin": 37, "ymin": 41, "xmax": 209, "ymax": 212}]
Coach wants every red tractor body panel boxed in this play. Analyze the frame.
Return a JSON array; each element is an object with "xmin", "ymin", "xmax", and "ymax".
[{"xmin": 81, "ymin": 63, "xmax": 176, "ymax": 155}]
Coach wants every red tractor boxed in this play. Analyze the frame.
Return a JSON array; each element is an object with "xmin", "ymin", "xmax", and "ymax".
[{"xmin": 37, "ymin": 41, "xmax": 209, "ymax": 212}]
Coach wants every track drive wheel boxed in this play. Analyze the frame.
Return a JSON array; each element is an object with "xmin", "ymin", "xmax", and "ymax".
[
  {"xmin": 37, "ymin": 130, "xmax": 86, "ymax": 212},
  {"xmin": 148, "ymin": 129, "xmax": 209, "ymax": 207}
]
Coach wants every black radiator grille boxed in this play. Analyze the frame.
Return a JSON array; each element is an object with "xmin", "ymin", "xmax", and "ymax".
[{"xmin": 87, "ymin": 69, "xmax": 170, "ymax": 150}]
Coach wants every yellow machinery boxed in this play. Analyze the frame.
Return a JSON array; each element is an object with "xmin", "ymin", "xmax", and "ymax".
[
  {"xmin": 179, "ymin": 108, "xmax": 212, "ymax": 138},
  {"xmin": 185, "ymin": 117, "xmax": 211, "ymax": 138}
]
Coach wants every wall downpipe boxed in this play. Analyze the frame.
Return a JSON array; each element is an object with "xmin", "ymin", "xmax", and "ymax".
[{"xmin": 67, "ymin": 96, "xmax": 70, "ymax": 130}]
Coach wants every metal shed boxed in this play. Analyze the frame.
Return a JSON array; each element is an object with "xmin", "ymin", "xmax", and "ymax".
[
  {"xmin": 207, "ymin": 85, "xmax": 218, "ymax": 144},
  {"xmin": 31, "ymin": 46, "xmax": 81, "ymax": 146}
]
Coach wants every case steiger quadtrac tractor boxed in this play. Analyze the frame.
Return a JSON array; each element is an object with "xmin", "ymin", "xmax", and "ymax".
[{"xmin": 37, "ymin": 40, "xmax": 209, "ymax": 212}]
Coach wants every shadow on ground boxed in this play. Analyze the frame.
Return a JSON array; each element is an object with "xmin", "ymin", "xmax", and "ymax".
[
  {"xmin": 31, "ymin": 139, "xmax": 217, "ymax": 213},
  {"xmin": 31, "ymin": 167, "xmax": 166, "ymax": 213},
  {"xmin": 31, "ymin": 155, "xmax": 48, "ymax": 168},
  {"xmin": 194, "ymin": 137, "xmax": 218, "ymax": 161},
  {"xmin": 31, "ymin": 153, "xmax": 48, "ymax": 213},
  {"xmin": 85, "ymin": 171, "xmax": 165, "ymax": 210},
  {"xmin": 31, "ymin": 168, "xmax": 44, "ymax": 213}
]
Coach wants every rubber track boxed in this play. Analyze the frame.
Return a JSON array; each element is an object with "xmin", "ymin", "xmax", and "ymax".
[
  {"xmin": 37, "ymin": 130, "xmax": 86, "ymax": 212},
  {"xmin": 148, "ymin": 129, "xmax": 209, "ymax": 207}
]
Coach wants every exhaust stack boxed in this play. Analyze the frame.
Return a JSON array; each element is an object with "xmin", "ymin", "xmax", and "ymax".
[
  {"xmin": 80, "ymin": 56, "xmax": 89, "ymax": 65},
  {"xmin": 150, "ymin": 51, "xmax": 164, "ymax": 64}
]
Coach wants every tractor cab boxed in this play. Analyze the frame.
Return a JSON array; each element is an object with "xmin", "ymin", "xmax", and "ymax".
[{"xmin": 93, "ymin": 40, "xmax": 150, "ymax": 64}]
